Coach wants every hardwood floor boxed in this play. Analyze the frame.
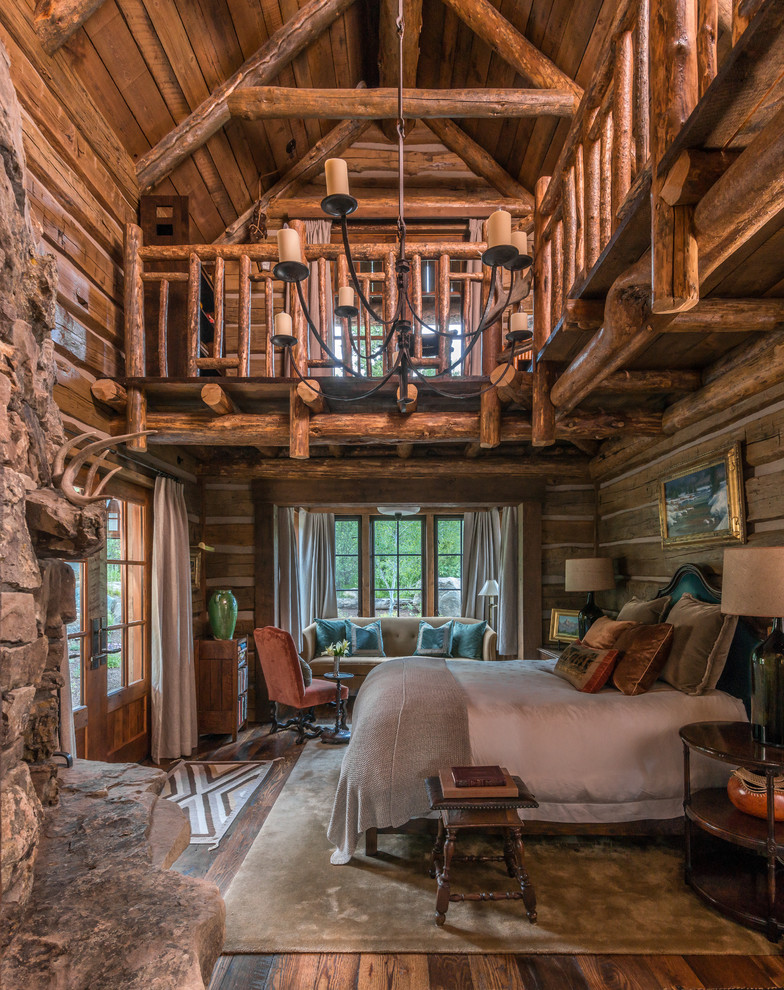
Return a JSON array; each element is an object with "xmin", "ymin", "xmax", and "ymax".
[{"xmin": 160, "ymin": 721, "xmax": 784, "ymax": 990}]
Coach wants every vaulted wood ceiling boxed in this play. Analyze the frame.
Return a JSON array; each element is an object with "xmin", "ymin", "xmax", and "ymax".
[{"xmin": 53, "ymin": 0, "xmax": 616, "ymax": 243}]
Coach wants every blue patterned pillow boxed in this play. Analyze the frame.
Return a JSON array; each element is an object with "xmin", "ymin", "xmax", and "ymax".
[
  {"xmin": 451, "ymin": 620, "xmax": 487, "ymax": 660},
  {"xmin": 348, "ymin": 619, "xmax": 385, "ymax": 657},
  {"xmin": 315, "ymin": 618, "xmax": 349, "ymax": 656},
  {"xmin": 414, "ymin": 620, "xmax": 453, "ymax": 658}
]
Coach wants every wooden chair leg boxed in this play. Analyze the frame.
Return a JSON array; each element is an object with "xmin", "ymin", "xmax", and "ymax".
[{"xmin": 365, "ymin": 827, "xmax": 378, "ymax": 856}]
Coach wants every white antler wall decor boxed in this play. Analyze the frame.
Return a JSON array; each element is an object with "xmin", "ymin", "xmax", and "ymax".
[{"xmin": 54, "ymin": 431, "xmax": 156, "ymax": 506}]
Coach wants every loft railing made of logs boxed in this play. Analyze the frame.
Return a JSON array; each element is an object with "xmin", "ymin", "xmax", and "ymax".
[
  {"xmin": 532, "ymin": 0, "xmax": 737, "ymax": 354},
  {"xmin": 122, "ymin": 224, "xmax": 516, "ymax": 383}
]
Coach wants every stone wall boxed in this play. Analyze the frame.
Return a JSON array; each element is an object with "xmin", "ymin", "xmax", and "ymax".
[{"xmin": 0, "ymin": 39, "xmax": 103, "ymax": 931}]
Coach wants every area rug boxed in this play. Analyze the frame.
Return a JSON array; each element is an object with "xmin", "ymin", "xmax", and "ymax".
[
  {"xmin": 222, "ymin": 742, "xmax": 776, "ymax": 954},
  {"xmin": 161, "ymin": 761, "xmax": 272, "ymax": 849}
]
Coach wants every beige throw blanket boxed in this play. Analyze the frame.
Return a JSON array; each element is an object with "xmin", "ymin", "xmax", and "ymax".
[{"xmin": 327, "ymin": 657, "xmax": 471, "ymax": 863}]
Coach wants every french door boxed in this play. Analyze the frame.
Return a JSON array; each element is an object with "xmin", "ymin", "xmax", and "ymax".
[{"xmin": 68, "ymin": 482, "xmax": 151, "ymax": 762}]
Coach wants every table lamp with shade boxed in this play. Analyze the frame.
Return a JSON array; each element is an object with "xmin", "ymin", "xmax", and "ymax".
[
  {"xmin": 721, "ymin": 547, "xmax": 784, "ymax": 747},
  {"xmin": 479, "ymin": 579, "xmax": 499, "ymax": 629},
  {"xmin": 564, "ymin": 557, "xmax": 616, "ymax": 639}
]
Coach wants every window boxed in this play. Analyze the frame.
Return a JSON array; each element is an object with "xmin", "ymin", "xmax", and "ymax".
[
  {"xmin": 66, "ymin": 561, "xmax": 87, "ymax": 709},
  {"xmin": 435, "ymin": 516, "xmax": 463, "ymax": 615},
  {"xmin": 105, "ymin": 497, "xmax": 146, "ymax": 693},
  {"xmin": 335, "ymin": 516, "xmax": 361, "ymax": 619},
  {"xmin": 372, "ymin": 516, "xmax": 423, "ymax": 616}
]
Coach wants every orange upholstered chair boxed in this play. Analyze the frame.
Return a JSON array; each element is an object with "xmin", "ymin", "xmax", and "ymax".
[{"xmin": 254, "ymin": 625, "xmax": 348, "ymax": 743}]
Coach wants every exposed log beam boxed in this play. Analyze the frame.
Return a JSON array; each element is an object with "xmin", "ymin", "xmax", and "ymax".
[
  {"xmin": 440, "ymin": 0, "xmax": 582, "ymax": 99},
  {"xmin": 563, "ymin": 297, "xmax": 784, "ymax": 333},
  {"xmin": 200, "ymin": 383, "xmax": 237, "ymax": 416},
  {"xmin": 217, "ymin": 117, "xmax": 370, "ymax": 243},
  {"xmin": 297, "ymin": 379, "xmax": 328, "ymax": 414},
  {"xmin": 659, "ymin": 149, "xmax": 741, "ymax": 206},
  {"xmin": 135, "ymin": 0, "xmax": 355, "ymax": 192},
  {"xmin": 227, "ymin": 87, "xmax": 579, "ymax": 120},
  {"xmin": 267, "ymin": 191, "xmax": 530, "ymax": 220},
  {"xmin": 91, "ymin": 379, "xmax": 127, "ymax": 411},
  {"xmin": 425, "ymin": 117, "xmax": 534, "ymax": 208},
  {"xmin": 480, "ymin": 389, "xmax": 501, "ymax": 448},
  {"xmin": 378, "ymin": 0, "xmax": 422, "ymax": 142},
  {"xmin": 33, "ymin": 0, "xmax": 106, "ymax": 55},
  {"xmin": 143, "ymin": 410, "xmax": 661, "ymax": 445},
  {"xmin": 396, "ymin": 443, "xmax": 414, "ymax": 459}
]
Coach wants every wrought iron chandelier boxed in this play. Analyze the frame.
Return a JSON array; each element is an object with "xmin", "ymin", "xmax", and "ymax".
[{"xmin": 269, "ymin": 0, "xmax": 533, "ymax": 410}]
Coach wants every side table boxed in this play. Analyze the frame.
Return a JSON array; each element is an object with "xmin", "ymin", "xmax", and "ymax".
[
  {"xmin": 424, "ymin": 774, "xmax": 539, "ymax": 927},
  {"xmin": 680, "ymin": 720, "xmax": 784, "ymax": 942},
  {"xmin": 321, "ymin": 671, "xmax": 353, "ymax": 745}
]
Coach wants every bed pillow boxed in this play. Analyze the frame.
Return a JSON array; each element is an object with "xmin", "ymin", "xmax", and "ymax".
[
  {"xmin": 451, "ymin": 620, "xmax": 487, "ymax": 660},
  {"xmin": 553, "ymin": 642, "xmax": 620, "ymax": 693},
  {"xmin": 659, "ymin": 593, "xmax": 738, "ymax": 695},
  {"xmin": 315, "ymin": 618, "xmax": 349, "ymax": 656},
  {"xmin": 582, "ymin": 616, "xmax": 639, "ymax": 650},
  {"xmin": 414, "ymin": 620, "xmax": 453, "ymax": 657},
  {"xmin": 299, "ymin": 657, "xmax": 313, "ymax": 687},
  {"xmin": 347, "ymin": 619, "xmax": 385, "ymax": 657},
  {"xmin": 617, "ymin": 595, "xmax": 671, "ymax": 624},
  {"xmin": 612, "ymin": 623, "xmax": 674, "ymax": 695}
]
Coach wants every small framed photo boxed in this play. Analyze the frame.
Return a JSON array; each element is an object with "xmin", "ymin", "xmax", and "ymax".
[
  {"xmin": 189, "ymin": 549, "xmax": 201, "ymax": 590},
  {"xmin": 549, "ymin": 608, "xmax": 580, "ymax": 644},
  {"xmin": 658, "ymin": 441, "xmax": 746, "ymax": 549}
]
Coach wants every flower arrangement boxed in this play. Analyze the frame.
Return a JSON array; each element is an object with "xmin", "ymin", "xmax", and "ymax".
[{"xmin": 326, "ymin": 639, "xmax": 350, "ymax": 674}]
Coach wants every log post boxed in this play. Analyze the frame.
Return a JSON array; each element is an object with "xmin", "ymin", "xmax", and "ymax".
[
  {"xmin": 584, "ymin": 133, "xmax": 601, "ymax": 269},
  {"xmin": 157, "ymin": 279, "xmax": 169, "ymax": 377},
  {"xmin": 613, "ymin": 30, "xmax": 634, "ymax": 217},
  {"xmin": 289, "ymin": 220, "xmax": 308, "ymax": 375},
  {"xmin": 697, "ymin": 0, "xmax": 718, "ymax": 97},
  {"xmin": 479, "ymin": 389, "xmax": 501, "ymax": 449},
  {"xmin": 599, "ymin": 111, "xmax": 613, "ymax": 244},
  {"xmin": 265, "ymin": 278, "xmax": 275, "ymax": 376},
  {"xmin": 238, "ymin": 254, "xmax": 252, "ymax": 377},
  {"xmin": 438, "ymin": 253, "xmax": 451, "ymax": 372},
  {"xmin": 552, "ymin": 220, "xmax": 564, "ymax": 324},
  {"xmin": 574, "ymin": 143, "xmax": 585, "ymax": 278},
  {"xmin": 318, "ymin": 256, "xmax": 329, "ymax": 362},
  {"xmin": 532, "ymin": 176, "xmax": 556, "ymax": 447},
  {"xmin": 297, "ymin": 379, "xmax": 328, "ymax": 414},
  {"xmin": 384, "ymin": 250, "xmax": 398, "ymax": 373},
  {"xmin": 289, "ymin": 387, "xmax": 310, "ymax": 460},
  {"xmin": 634, "ymin": 0, "xmax": 650, "ymax": 171},
  {"xmin": 411, "ymin": 252, "xmax": 424, "ymax": 360},
  {"xmin": 337, "ymin": 253, "xmax": 352, "ymax": 367},
  {"xmin": 563, "ymin": 165, "xmax": 577, "ymax": 296},
  {"xmin": 124, "ymin": 223, "xmax": 147, "ymax": 450},
  {"xmin": 650, "ymin": 0, "xmax": 699, "ymax": 314},
  {"xmin": 186, "ymin": 252, "xmax": 201, "ymax": 378},
  {"xmin": 213, "ymin": 256, "xmax": 225, "ymax": 362}
]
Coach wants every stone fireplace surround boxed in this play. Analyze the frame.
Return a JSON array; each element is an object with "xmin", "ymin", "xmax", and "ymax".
[{"xmin": 0, "ymin": 40, "xmax": 224, "ymax": 987}]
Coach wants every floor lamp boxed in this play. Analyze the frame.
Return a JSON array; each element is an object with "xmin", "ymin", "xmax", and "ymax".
[
  {"xmin": 480, "ymin": 579, "xmax": 499, "ymax": 629},
  {"xmin": 564, "ymin": 557, "xmax": 615, "ymax": 639}
]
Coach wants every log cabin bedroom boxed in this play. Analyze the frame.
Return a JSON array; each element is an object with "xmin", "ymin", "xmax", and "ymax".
[{"xmin": 3, "ymin": 0, "xmax": 784, "ymax": 986}]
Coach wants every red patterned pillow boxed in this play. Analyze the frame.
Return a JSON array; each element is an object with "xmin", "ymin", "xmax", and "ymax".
[{"xmin": 554, "ymin": 642, "xmax": 620, "ymax": 693}]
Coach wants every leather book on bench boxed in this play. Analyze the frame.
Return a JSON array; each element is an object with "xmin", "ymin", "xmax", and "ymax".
[
  {"xmin": 439, "ymin": 768, "xmax": 518, "ymax": 799},
  {"xmin": 451, "ymin": 764, "xmax": 506, "ymax": 788}
]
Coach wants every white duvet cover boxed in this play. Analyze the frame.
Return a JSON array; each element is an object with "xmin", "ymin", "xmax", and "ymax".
[{"xmin": 449, "ymin": 658, "xmax": 748, "ymax": 824}]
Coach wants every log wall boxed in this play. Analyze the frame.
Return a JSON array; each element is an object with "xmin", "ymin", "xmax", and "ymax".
[{"xmin": 594, "ymin": 380, "xmax": 784, "ymax": 614}]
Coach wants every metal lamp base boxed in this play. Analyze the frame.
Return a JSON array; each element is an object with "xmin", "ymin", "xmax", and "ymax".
[
  {"xmin": 482, "ymin": 244, "xmax": 518, "ymax": 267},
  {"xmin": 273, "ymin": 260, "xmax": 309, "ymax": 283},
  {"xmin": 751, "ymin": 618, "xmax": 784, "ymax": 747},
  {"xmin": 505, "ymin": 252, "xmax": 533, "ymax": 271},
  {"xmin": 335, "ymin": 304, "xmax": 359, "ymax": 319},
  {"xmin": 321, "ymin": 194, "xmax": 358, "ymax": 218},
  {"xmin": 577, "ymin": 592, "xmax": 604, "ymax": 640}
]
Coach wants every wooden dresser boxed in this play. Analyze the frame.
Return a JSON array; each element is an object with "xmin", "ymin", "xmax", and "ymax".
[{"xmin": 195, "ymin": 637, "xmax": 248, "ymax": 741}]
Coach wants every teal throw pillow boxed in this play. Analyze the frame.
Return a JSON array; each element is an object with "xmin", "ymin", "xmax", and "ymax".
[
  {"xmin": 315, "ymin": 618, "xmax": 349, "ymax": 656},
  {"xmin": 348, "ymin": 619, "xmax": 385, "ymax": 657},
  {"xmin": 414, "ymin": 620, "xmax": 453, "ymax": 658},
  {"xmin": 451, "ymin": 620, "xmax": 487, "ymax": 660}
]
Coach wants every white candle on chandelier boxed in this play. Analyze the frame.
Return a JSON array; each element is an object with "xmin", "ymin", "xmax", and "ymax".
[
  {"xmin": 275, "ymin": 312, "xmax": 293, "ymax": 336},
  {"xmin": 277, "ymin": 228, "xmax": 302, "ymax": 264},
  {"xmin": 338, "ymin": 286, "xmax": 354, "ymax": 309},
  {"xmin": 325, "ymin": 158, "xmax": 349, "ymax": 196},
  {"xmin": 511, "ymin": 230, "xmax": 529, "ymax": 256},
  {"xmin": 486, "ymin": 209, "xmax": 512, "ymax": 249},
  {"xmin": 510, "ymin": 312, "xmax": 528, "ymax": 334}
]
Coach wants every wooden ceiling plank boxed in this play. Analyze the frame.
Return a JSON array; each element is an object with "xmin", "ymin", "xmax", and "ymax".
[
  {"xmin": 425, "ymin": 116, "xmax": 534, "ymax": 208},
  {"xmin": 279, "ymin": 0, "xmax": 330, "ymax": 146},
  {"xmin": 378, "ymin": 0, "xmax": 423, "ymax": 141},
  {"xmin": 135, "ymin": 0, "xmax": 355, "ymax": 192},
  {"xmin": 227, "ymin": 86, "xmax": 579, "ymax": 119},
  {"xmin": 33, "ymin": 0, "xmax": 107, "ymax": 54},
  {"xmin": 218, "ymin": 117, "xmax": 372, "ymax": 243},
  {"xmin": 440, "ymin": 0, "xmax": 582, "ymax": 98}
]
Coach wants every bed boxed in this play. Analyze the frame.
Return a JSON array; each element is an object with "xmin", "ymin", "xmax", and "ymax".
[{"xmin": 327, "ymin": 565, "xmax": 756, "ymax": 864}]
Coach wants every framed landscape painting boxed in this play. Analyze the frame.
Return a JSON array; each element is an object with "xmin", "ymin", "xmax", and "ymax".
[
  {"xmin": 549, "ymin": 608, "xmax": 580, "ymax": 644},
  {"xmin": 658, "ymin": 442, "xmax": 746, "ymax": 549}
]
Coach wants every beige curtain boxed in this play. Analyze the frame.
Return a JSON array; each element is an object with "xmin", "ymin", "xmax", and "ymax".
[
  {"xmin": 151, "ymin": 477, "xmax": 198, "ymax": 763},
  {"xmin": 306, "ymin": 219, "xmax": 333, "ymax": 376},
  {"xmin": 461, "ymin": 509, "xmax": 501, "ymax": 621},
  {"xmin": 277, "ymin": 506, "xmax": 302, "ymax": 650},
  {"xmin": 498, "ymin": 506, "xmax": 518, "ymax": 656},
  {"xmin": 464, "ymin": 218, "xmax": 484, "ymax": 376},
  {"xmin": 299, "ymin": 510, "xmax": 338, "ymax": 626}
]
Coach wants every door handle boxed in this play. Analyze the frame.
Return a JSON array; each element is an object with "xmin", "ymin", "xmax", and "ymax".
[{"xmin": 90, "ymin": 618, "xmax": 109, "ymax": 669}]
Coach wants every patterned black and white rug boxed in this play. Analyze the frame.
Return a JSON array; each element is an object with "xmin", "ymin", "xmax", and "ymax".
[{"xmin": 161, "ymin": 761, "xmax": 272, "ymax": 849}]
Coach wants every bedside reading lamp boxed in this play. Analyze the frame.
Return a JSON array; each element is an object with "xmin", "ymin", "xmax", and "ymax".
[
  {"xmin": 564, "ymin": 557, "xmax": 615, "ymax": 639},
  {"xmin": 721, "ymin": 547, "xmax": 784, "ymax": 747},
  {"xmin": 479, "ymin": 579, "xmax": 499, "ymax": 629}
]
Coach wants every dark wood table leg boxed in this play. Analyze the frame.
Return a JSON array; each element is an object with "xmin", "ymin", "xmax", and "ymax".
[
  {"xmin": 430, "ymin": 818, "xmax": 445, "ymax": 879},
  {"xmin": 435, "ymin": 827, "xmax": 457, "ymax": 926},
  {"xmin": 511, "ymin": 826, "xmax": 537, "ymax": 923},
  {"xmin": 365, "ymin": 827, "xmax": 378, "ymax": 857}
]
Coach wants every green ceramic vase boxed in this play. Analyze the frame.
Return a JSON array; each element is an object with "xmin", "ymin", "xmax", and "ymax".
[{"xmin": 208, "ymin": 589, "xmax": 237, "ymax": 640}]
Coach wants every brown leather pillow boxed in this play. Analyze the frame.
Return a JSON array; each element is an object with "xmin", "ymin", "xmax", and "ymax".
[
  {"xmin": 582, "ymin": 616, "xmax": 639, "ymax": 650},
  {"xmin": 612, "ymin": 623, "xmax": 674, "ymax": 695},
  {"xmin": 617, "ymin": 595, "xmax": 671, "ymax": 624}
]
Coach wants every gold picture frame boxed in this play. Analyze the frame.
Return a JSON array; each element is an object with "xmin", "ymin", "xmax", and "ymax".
[
  {"xmin": 189, "ymin": 549, "xmax": 201, "ymax": 590},
  {"xmin": 658, "ymin": 441, "xmax": 746, "ymax": 549},
  {"xmin": 549, "ymin": 608, "xmax": 580, "ymax": 644}
]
